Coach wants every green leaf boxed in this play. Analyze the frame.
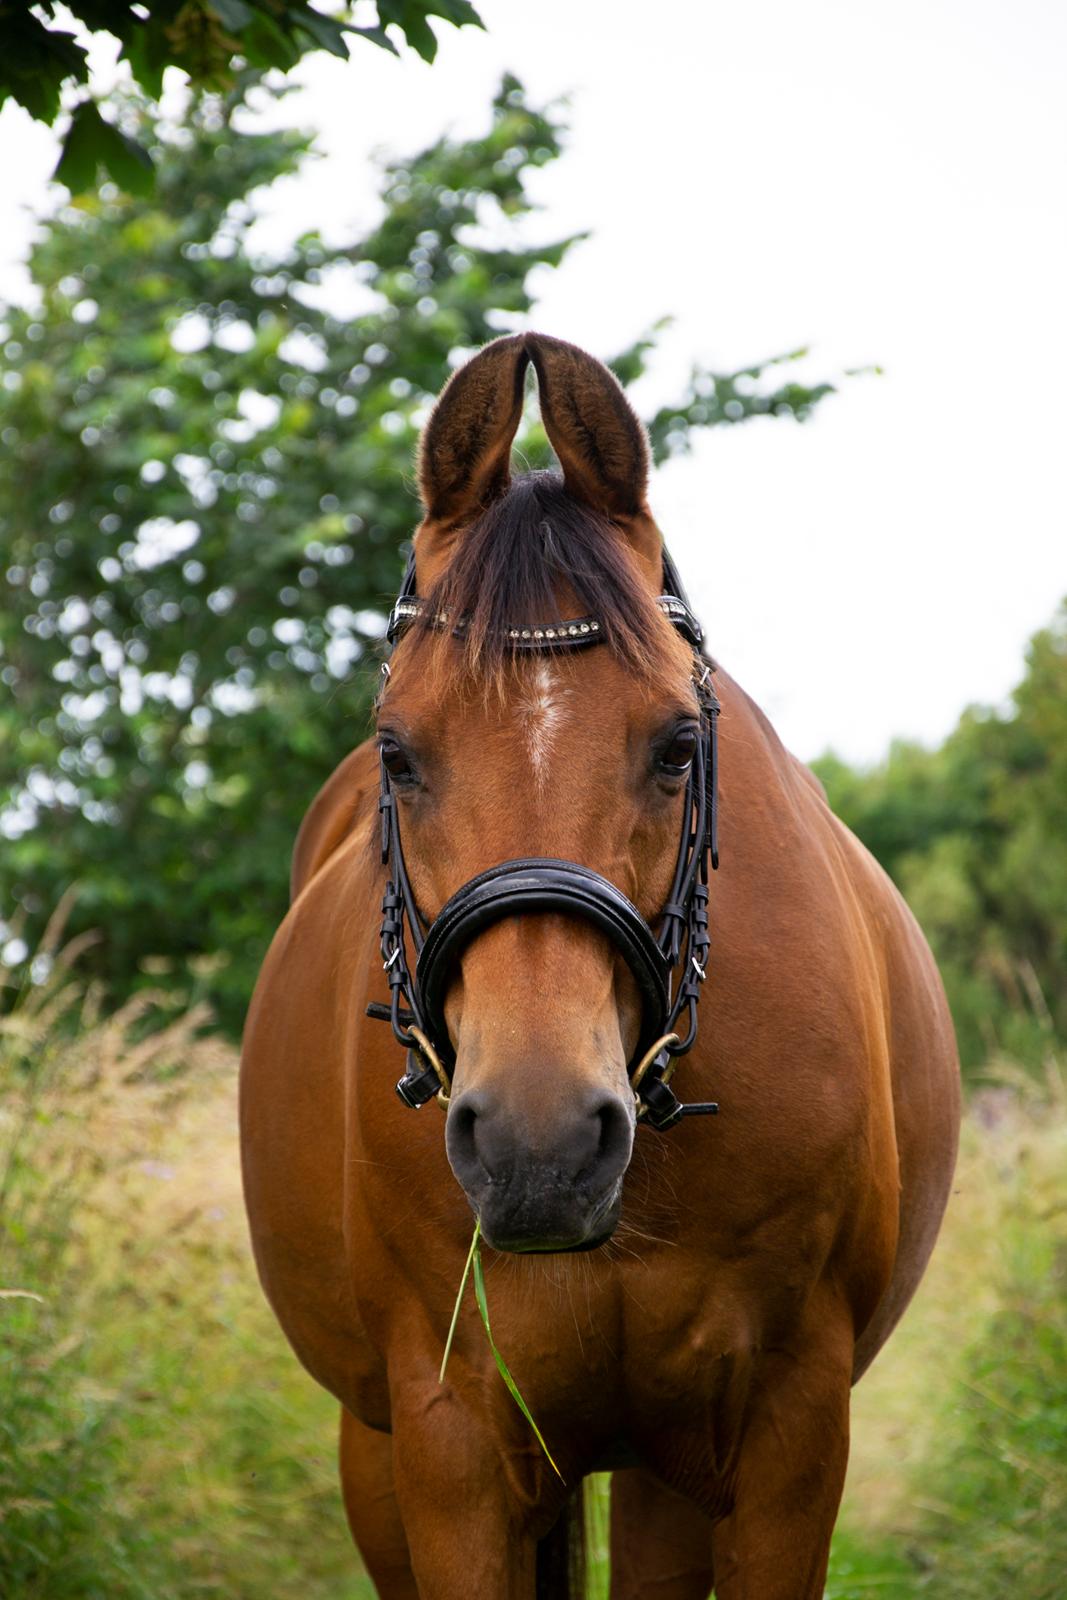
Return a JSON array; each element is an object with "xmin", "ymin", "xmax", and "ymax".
[
  {"xmin": 428, "ymin": 0, "xmax": 484, "ymax": 27},
  {"xmin": 52, "ymin": 100, "xmax": 105, "ymax": 194},
  {"xmin": 52, "ymin": 101, "xmax": 154, "ymax": 197},
  {"xmin": 348, "ymin": 23, "xmax": 400, "ymax": 55},
  {"xmin": 210, "ymin": 0, "xmax": 256, "ymax": 28},
  {"xmin": 377, "ymin": 0, "xmax": 483, "ymax": 63},
  {"xmin": 96, "ymin": 119, "xmax": 155, "ymax": 196},
  {"xmin": 469, "ymin": 1224, "xmax": 565, "ymax": 1482},
  {"xmin": 0, "ymin": 16, "xmax": 88, "ymax": 124},
  {"xmin": 289, "ymin": 6, "xmax": 352, "ymax": 60},
  {"xmin": 241, "ymin": 14, "xmax": 303, "ymax": 70},
  {"xmin": 398, "ymin": 14, "xmax": 439, "ymax": 62},
  {"xmin": 121, "ymin": 24, "xmax": 170, "ymax": 102},
  {"xmin": 438, "ymin": 1224, "xmax": 478, "ymax": 1382}
]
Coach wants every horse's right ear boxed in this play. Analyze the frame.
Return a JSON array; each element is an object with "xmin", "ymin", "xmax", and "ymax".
[{"xmin": 417, "ymin": 335, "xmax": 530, "ymax": 526}]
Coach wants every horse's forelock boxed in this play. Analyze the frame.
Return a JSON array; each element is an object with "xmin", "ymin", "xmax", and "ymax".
[{"xmin": 412, "ymin": 472, "xmax": 684, "ymax": 694}]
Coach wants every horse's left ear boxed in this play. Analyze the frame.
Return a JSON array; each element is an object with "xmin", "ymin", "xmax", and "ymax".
[{"xmin": 526, "ymin": 333, "xmax": 651, "ymax": 520}]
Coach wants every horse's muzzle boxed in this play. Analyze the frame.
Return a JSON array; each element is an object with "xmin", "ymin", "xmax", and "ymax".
[{"xmin": 445, "ymin": 1086, "xmax": 634, "ymax": 1253}]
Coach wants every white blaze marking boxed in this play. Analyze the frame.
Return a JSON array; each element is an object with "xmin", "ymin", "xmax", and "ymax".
[{"xmin": 521, "ymin": 661, "xmax": 565, "ymax": 785}]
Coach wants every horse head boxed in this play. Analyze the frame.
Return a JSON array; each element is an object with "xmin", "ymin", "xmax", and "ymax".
[{"xmin": 376, "ymin": 334, "xmax": 702, "ymax": 1253}]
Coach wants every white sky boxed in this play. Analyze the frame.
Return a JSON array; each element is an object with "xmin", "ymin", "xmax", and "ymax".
[{"xmin": 1, "ymin": 0, "xmax": 1064, "ymax": 762}]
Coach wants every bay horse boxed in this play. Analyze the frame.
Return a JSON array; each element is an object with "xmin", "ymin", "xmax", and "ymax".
[{"xmin": 240, "ymin": 333, "xmax": 960, "ymax": 1599}]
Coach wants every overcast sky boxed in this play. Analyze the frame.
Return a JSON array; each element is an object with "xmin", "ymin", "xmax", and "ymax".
[{"xmin": 1, "ymin": 0, "xmax": 1064, "ymax": 762}]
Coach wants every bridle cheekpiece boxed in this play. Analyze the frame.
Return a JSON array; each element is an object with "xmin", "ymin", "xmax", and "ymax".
[{"xmin": 367, "ymin": 547, "xmax": 720, "ymax": 1133}]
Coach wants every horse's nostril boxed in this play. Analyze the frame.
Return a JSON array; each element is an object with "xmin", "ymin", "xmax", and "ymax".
[
  {"xmin": 594, "ymin": 1095, "xmax": 633, "ymax": 1174},
  {"xmin": 446, "ymin": 1084, "xmax": 634, "ymax": 1201},
  {"xmin": 445, "ymin": 1091, "xmax": 487, "ymax": 1185}
]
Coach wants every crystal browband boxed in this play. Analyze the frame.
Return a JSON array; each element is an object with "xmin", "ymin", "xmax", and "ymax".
[{"xmin": 388, "ymin": 593, "xmax": 703, "ymax": 651}]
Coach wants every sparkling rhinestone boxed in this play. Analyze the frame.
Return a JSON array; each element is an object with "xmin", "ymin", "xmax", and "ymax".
[
  {"xmin": 568, "ymin": 625, "xmax": 579, "ymax": 636},
  {"xmin": 579, "ymin": 623, "xmax": 590, "ymax": 634},
  {"xmin": 509, "ymin": 629, "xmax": 520, "ymax": 638},
  {"xmin": 545, "ymin": 628, "xmax": 556, "ymax": 639},
  {"xmin": 590, "ymin": 621, "xmax": 600, "ymax": 631},
  {"xmin": 522, "ymin": 629, "xmax": 531, "ymax": 638},
  {"xmin": 534, "ymin": 629, "xmax": 544, "ymax": 639}
]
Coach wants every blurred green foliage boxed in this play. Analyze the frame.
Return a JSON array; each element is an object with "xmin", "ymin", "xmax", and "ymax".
[
  {"xmin": 0, "ymin": 1, "xmax": 484, "ymax": 196},
  {"xmin": 0, "ymin": 76, "xmax": 834, "ymax": 1032},
  {"xmin": 815, "ymin": 603, "xmax": 1067, "ymax": 1073}
]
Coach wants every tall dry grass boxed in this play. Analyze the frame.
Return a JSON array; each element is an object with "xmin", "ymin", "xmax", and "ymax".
[
  {"xmin": 0, "ymin": 916, "xmax": 369, "ymax": 1599},
  {"xmin": 2, "ymin": 918, "xmax": 1064, "ymax": 1597},
  {"xmin": 831, "ymin": 1058, "xmax": 1067, "ymax": 1598}
]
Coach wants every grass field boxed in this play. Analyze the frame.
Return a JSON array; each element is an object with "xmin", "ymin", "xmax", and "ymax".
[{"xmin": 2, "ymin": 977, "xmax": 1064, "ymax": 1597}]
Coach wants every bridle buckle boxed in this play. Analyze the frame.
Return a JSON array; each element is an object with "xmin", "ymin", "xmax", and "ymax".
[{"xmin": 395, "ymin": 1025, "xmax": 451, "ymax": 1109}]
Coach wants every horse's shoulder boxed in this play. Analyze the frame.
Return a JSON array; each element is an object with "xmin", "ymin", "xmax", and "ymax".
[{"xmin": 290, "ymin": 736, "xmax": 379, "ymax": 901}]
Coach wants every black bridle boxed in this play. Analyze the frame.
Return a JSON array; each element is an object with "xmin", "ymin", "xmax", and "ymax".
[{"xmin": 367, "ymin": 547, "xmax": 720, "ymax": 1133}]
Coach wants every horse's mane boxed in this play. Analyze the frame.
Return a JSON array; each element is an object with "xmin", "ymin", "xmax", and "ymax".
[{"xmin": 415, "ymin": 471, "xmax": 680, "ymax": 689}]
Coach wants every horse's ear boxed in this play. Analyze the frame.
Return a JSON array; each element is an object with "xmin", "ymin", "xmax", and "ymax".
[
  {"xmin": 526, "ymin": 333, "xmax": 650, "ymax": 519},
  {"xmin": 418, "ymin": 335, "xmax": 530, "ymax": 525}
]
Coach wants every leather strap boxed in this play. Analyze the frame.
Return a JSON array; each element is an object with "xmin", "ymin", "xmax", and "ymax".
[{"xmin": 415, "ymin": 859, "xmax": 671, "ymax": 1072}]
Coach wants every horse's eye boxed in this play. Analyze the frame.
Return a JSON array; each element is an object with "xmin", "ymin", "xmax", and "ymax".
[
  {"xmin": 658, "ymin": 726, "xmax": 699, "ymax": 777},
  {"xmin": 379, "ymin": 737, "xmax": 416, "ymax": 785}
]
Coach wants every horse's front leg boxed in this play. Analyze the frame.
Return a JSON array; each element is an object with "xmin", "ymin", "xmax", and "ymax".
[
  {"xmin": 389, "ymin": 1371, "xmax": 562, "ymax": 1600},
  {"xmin": 709, "ymin": 1329, "xmax": 853, "ymax": 1600},
  {"xmin": 339, "ymin": 1406, "xmax": 418, "ymax": 1599},
  {"xmin": 609, "ymin": 1468, "xmax": 716, "ymax": 1600}
]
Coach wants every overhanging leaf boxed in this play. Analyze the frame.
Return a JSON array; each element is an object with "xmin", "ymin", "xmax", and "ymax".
[
  {"xmin": 349, "ymin": 23, "xmax": 399, "ymax": 55},
  {"xmin": 53, "ymin": 100, "xmax": 105, "ymax": 194},
  {"xmin": 429, "ymin": 0, "xmax": 484, "ymax": 27},
  {"xmin": 210, "ymin": 0, "xmax": 256, "ymax": 28},
  {"xmin": 96, "ymin": 118, "xmax": 155, "ymax": 196},
  {"xmin": 288, "ymin": 5, "xmax": 352, "ymax": 59},
  {"xmin": 121, "ymin": 24, "xmax": 170, "ymax": 102},
  {"xmin": 53, "ymin": 101, "xmax": 154, "ymax": 197},
  {"xmin": 0, "ymin": 15, "xmax": 88, "ymax": 124}
]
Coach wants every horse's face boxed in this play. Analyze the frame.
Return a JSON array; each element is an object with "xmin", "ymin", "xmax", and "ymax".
[{"xmin": 379, "ymin": 335, "xmax": 695, "ymax": 1253}]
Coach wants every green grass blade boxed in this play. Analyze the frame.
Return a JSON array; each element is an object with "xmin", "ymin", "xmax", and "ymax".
[
  {"xmin": 439, "ymin": 1221, "xmax": 480, "ymax": 1384},
  {"xmin": 471, "ymin": 1232, "xmax": 565, "ymax": 1483}
]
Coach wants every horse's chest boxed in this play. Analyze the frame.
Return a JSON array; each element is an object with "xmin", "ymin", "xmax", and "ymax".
[{"xmin": 499, "ymin": 1253, "xmax": 803, "ymax": 1443}]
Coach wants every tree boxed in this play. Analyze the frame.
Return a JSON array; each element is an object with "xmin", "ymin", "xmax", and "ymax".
[
  {"xmin": 0, "ymin": 0, "xmax": 484, "ymax": 196},
  {"xmin": 0, "ymin": 75, "xmax": 837, "ymax": 1030},
  {"xmin": 814, "ymin": 600, "xmax": 1067, "ymax": 1071}
]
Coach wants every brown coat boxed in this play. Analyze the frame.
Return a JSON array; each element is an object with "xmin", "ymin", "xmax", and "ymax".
[{"xmin": 241, "ymin": 335, "xmax": 960, "ymax": 1600}]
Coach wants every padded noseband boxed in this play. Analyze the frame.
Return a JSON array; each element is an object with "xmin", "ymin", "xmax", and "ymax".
[{"xmin": 416, "ymin": 859, "xmax": 671, "ymax": 1074}]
